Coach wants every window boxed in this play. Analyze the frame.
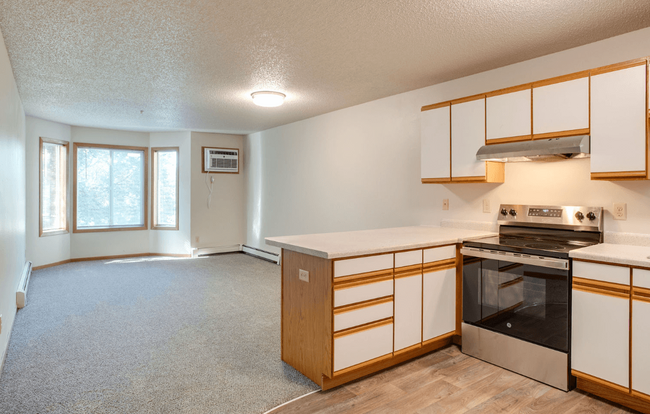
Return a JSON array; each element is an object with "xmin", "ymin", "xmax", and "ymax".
[
  {"xmin": 73, "ymin": 143, "xmax": 148, "ymax": 232},
  {"xmin": 151, "ymin": 147, "xmax": 179, "ymax": 230},
  {"xmin": 40, "ymin": 138, "xmax": 69, "ymax": 236}
]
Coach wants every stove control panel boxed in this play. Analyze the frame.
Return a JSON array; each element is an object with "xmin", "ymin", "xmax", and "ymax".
[
  {"xmin": 528, "ymin": 208, "xmax": 562, "ymax": 217},
  {"xmin": 498, "ymin": 204, "xmax": 603, "ymax": 232}
]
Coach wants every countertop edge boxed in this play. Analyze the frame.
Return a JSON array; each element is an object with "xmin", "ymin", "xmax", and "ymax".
[
  {"xmin": 266, "ymin": 233, "xmax": 495, "ymax": 260},
  {"xmin": 569, "ymin": 246, "xmax": 650, "ymax": 269}
]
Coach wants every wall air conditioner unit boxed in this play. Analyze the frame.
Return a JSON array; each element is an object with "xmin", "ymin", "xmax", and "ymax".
[{"xmin": 203, "ymin": 147, "xmax": 239, "ymax": 173}]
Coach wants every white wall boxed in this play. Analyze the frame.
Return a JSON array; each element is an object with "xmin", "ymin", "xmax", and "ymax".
[
  {"xmin": 191, "ymin": 132, "xmax": 245, "ymax": 249},
  {"xmin": 70, "ymin": 126, "xmax": 152, "ymax": 258},
  {"xmin": 0, "ymin": 28, "xmax": 25, "ymax": 368},
  {"xmin": 25, "ymin": 117, "xmax": 71, "ymax": 267},
  {"xmin": 149, "ymin": 131, "xmax": 192, "ymax": 254},
  {"xmin": 245, "ymin": 27, "xmax": 650, "ymax": 253}
]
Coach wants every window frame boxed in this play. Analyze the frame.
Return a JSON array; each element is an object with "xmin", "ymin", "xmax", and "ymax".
[
  {"xmin": 39, "ymin": 137, "xmax": 70, "ymax": 237},
  {"xmin": 72, "ymin": 142, "xmax": 149, "ymax": 233},
  {"xmin": 151, "ymin": 147, "xmax": 180, "ymax": 231}
]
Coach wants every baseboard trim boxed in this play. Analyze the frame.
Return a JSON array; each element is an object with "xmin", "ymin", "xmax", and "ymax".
[
  {"xmin": 33, "ymin": 253, "xmax": 192, "ymax": 270},
  {"xmin": 242, "ymin": 245, "xmax": 280, "ymax": 265},
  {"xmin": 32, "ymin": 259, "xmax": 72, "ymax": 271}
]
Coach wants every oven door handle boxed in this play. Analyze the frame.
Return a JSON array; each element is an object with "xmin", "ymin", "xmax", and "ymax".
[{"xmin": 460, "ymin": 247, "xmax": 569, "ymax": 270}]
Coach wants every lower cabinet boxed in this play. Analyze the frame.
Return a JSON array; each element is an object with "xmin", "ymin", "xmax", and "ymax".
[
  {"xmin": 394, "ymin": 273, "xmax": 422, "ymax": 351},
  {"xmin": 571, "ymin": 288, "xmax": 629, "ymax": 388},
  {"xmin": 633, "ymin": 268, "xmax": 650, "ymax": 397},
  {"xmin": 633, "ymin": 298, "xmax": 650, "ymax": 396},
  {"xmin": 334, "ymin": 319, "xmax": 394, "ymax": 372},
  {"xmin": 423, "ymin": 265, "xmax": 456, "ymax": 342},
  {"xmin": 282, "ymin": 245, "xmax": 459, "ymax": 390}
]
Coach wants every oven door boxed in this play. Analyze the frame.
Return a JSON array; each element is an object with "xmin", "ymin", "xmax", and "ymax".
[{"xmin": 461, "ymin": 247, "xmax": 570, "ymax": 353}]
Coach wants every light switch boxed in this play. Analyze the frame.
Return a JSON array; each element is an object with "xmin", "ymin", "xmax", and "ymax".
[
  {"xmin": 442, "ymin": 199, "xmax": 449, "ymax": 210},
  {"xmin": 483, "ymin": 199, "xmax": 491, "ymax": 213}
]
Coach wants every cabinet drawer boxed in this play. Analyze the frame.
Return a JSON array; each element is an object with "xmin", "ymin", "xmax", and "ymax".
[
  {"xmin": 334, "ymin": 254, "xmax": 394, "ymax": 278},
  {"xmin": 423, "ymin": 245, "xmax": 456, "ymax": 263},
  {"xmin": 634, "ymin": 268, "xmax": 650, "ymax": 289},
  {"xmin": 334, "ymin": 298, "xmax": 394, "ymax": 332},
  {"xmin": 395, "ymin": 250, "xmax": 422, "ymax": 267},
  {"xmin": 334, "ymin": 279, "xmax": 394, "ymax": 307},
  {"xmin": 573, "ymin": 260, "xmax": 629, "ymax": 285},
  {"xmin": 334, "ymin": 320, "xmax": 393, "ymax": 372}
]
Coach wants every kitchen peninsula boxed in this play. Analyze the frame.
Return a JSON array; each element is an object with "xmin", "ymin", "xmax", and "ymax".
[{"xmin": 265, "ymin": 226, "xmax": 494, "ymax": 390}]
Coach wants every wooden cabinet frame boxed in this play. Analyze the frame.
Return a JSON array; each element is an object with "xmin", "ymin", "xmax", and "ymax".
[{"xmin": 281, "ymin": 245, "xmax": 461, "ymax": 391}]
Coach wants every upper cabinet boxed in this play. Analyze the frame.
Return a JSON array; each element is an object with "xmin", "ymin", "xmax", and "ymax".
[
  {"xmin": 452, "ymin": 96, "xmax": 486, "ymax": 179},
  {"xmin": 420, "ymin": 103, "xmax": 451, "ymax": 183},
  {"xmin": 420, "ymin": 99, "xmax": 504, "ymax": 184},
  {"xmin": 532, "ymin": 72, "xmax": 590, "ymax": 139},
  {"xmin": 420, "ymin": 55, "xmax": 649, "ymax": 184},
  {"xmin": 486, "ymin": 85, "xmax": 532, "ymax": 144},
  {"xmin": 451, "ymin": 96, "xmax": 504, "ymax": 183},
  {"xmin": 590, "ymin": 59, "xmax": 648, "ymax": 180}
]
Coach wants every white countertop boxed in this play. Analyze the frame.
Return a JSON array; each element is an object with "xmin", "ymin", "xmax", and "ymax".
[
  {"xmin": 265, "ymin": 226, "xmax": 496, "ymax": 259},
  {"xmin": 570, "ymin": 243, "xmax": 650, "ymax": 268}
]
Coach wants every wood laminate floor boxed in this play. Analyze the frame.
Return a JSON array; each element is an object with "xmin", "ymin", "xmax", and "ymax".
[{"xmin": 270, "ymin": 345, "xmax": 638, "ymax": 414}]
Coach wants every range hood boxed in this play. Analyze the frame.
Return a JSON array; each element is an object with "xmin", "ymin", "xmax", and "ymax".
[{"xmin": 476, "ymin": 135, "xmax": 590, "ymax": 162}]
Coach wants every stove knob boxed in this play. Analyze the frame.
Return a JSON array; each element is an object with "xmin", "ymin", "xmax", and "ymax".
[
  {"xmin": 587, "ymin": 211, "xmax": 596, "ymax": 221},
  {"xmin": 500, "ymin": 208, "xmax": 508, "ymax": 216},
  {"xmin": 575, "ymin": 211, "xmax": 584, "ymax": 221},
  {"xmin": 509, "ymin": 209, "xmax": 517, "ymax": 217}
]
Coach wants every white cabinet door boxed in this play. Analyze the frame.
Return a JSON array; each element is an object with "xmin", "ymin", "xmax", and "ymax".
[
  {"xmin": 572, "ymin": 289, "xmax": 629, "ymax": 388},
  {"xmin": 451, "ymin": 98, "xmax": 486, "ymax": 179},
  {"xmin": 533, "ymin": 76, "xmax": 589, "ymax": 137},
  {"xmin": 486, "ymin": 88, "xmax": 531, "ymax": 142},
  {"xmin": 591, "ymin": 62, "xmax": 647, "ymax": 175},
  {"xmin": 633, "ymin": 298, "xmax": 650, "ymax": 396},
  {"xmin": 423, "ymin": 267, "xmax": 455, "ymax": 342},
  {"xmin": 394, "ymin": 274, "xmax": 422, "ymax": 351},
  {"xmin": 421, "ymin": 105, "xmax": 450, "ymax": 181}
]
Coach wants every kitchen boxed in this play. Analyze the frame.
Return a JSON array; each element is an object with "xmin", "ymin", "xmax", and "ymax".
[
  {"xmin": 257, "ymin": 29, "xmax": 650, "ymax": 413},
  {"xmin": 1, "ymin": 2, "xmax": 650, "ymax": 413}
]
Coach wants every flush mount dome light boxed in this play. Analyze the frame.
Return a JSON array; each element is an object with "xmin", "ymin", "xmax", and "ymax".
[{"xmin": 251, "ymin": 91, "xmax": 286, "ymax": 107}]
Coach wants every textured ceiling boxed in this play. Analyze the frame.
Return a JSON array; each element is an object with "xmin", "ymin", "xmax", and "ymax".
[{"xmin": 1, "ymin": 0, "xmax": 650, "ymax": 134}]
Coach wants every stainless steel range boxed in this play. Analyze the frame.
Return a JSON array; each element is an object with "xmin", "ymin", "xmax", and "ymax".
[{"xmin": 460, "ymin": 204, "xmax": 603, "ymax": 391}]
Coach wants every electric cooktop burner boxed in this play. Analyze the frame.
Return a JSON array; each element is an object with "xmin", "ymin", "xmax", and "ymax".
[{"xmin": 464, "ymin": 235, "xmax": 600, "ymax": 259}]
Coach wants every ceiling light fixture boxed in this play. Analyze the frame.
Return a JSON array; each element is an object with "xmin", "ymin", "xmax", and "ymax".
[{"xmin": 251, "ymin": 91, "xmax": 286, "ymax": 107}]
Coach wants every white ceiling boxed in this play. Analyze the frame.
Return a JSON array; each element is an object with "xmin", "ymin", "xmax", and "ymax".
[{"xmin": 1, "ymin": 0, "xmax": 649, "ymax": 134}]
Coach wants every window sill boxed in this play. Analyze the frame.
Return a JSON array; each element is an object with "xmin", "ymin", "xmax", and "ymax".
[
  {"xmin": 151, "ymin": 225, "xmax": 179, "ymax": 231},
  {"xmin": 40, "ymin": 229, "xmax": 69, "ymax": 237},
  {"xmin": 73, "ymin": 225, "xmax": 147, "ymax": 233}
]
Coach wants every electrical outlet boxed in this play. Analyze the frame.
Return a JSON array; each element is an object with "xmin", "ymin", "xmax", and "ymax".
[
  {"xmin": 195, "ymin": 236, "xmax": 200, "ymax": 243},
  {"xmin": 442, "ymin": 199, "xmax": 449, "ymax": 210},
  {"xmin": 613, "ymin": 203, "xmax": 627, "ymax": 220},
  {"xmin": 299, "ymin": 269, "xmax": 309, "ymax": 282},
  {"xmin": 483, "ymin": 199, "xmax": 491, "ymax": 213}
]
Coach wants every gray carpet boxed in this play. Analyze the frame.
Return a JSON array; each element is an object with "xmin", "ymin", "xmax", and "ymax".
[{"xmin": 0, "ymin": 253, "xmax": 319, "ymax": 413}]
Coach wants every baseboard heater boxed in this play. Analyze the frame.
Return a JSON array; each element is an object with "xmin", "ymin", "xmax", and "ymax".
[
  {"xmin": 242, "ymin": 245, "xmax": 280, "ymax": 265},
  {"xmin": 192, "ymin": 244, "xmax": 242, "ymax": 258},
  {"xmin": 16, "ymin": 261, "xmax": 32, "ymax": 309}
]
